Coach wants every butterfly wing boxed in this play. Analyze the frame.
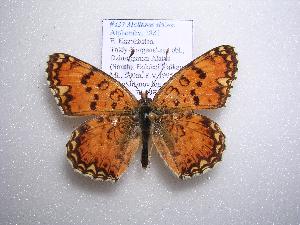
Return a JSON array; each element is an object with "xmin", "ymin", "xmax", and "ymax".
[
  {"xmin": 66, "ymin": 115, "xmax": 141, "ymax": 181},
  {"xmin": 151, "ymin": 113, "xmax": 225, "ymax": 179},
  {"xmin": 46, "ymin": 53, "xmax": 138, "ymax": 116},
  {"xmin": 152, "ymin": 45, "xmax": 238, "ymax": 110}
]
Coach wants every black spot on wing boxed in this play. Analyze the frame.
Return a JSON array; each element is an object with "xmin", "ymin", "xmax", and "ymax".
[
  {"xmin": 193, "ymin": 96, "xmax": 200, "ymax": 106},
  {"xmin": 81, "ymin": 71, "xmax": 93, "ymax": 84},
  {"xmin": 90, "ymin": 101, "xmax": 97, "ymax": 110}
]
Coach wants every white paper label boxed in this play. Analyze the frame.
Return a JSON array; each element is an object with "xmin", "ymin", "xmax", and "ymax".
[{"xmin": 102, "ymin": 19, "xmax": 193, "ymax": 98}]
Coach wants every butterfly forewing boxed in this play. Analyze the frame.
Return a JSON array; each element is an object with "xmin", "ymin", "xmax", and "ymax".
[
  {"xmin": 47, "ymin": 53, "xmax": 138, "ymax": 116},
  {"xmin": 152, "ymin": 45, "xmax": 238, "ymax": 110}
]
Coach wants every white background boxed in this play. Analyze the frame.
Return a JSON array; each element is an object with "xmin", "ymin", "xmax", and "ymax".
[{"xmin": 0, "ymin": 1, "xmax": 299, "ymax": 225}]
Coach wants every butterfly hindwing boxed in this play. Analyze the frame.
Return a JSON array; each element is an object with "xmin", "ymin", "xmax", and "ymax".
[
  {"xmin": 151, "ymin": 113, "xmax": 225, "ymax": 179},
  {"xmin": 66, "ymin": 115, "xmax": 141, "ymax": 181},
  {"xmin": 152, "ymin": 45, "xmax": 238, "ymax": 110},
  {"xmin": 46, "ymin": 53, "xmax": 138, "ymax": 116}
]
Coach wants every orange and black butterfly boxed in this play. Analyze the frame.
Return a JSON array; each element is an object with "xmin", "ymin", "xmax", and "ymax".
[{"xmin": 46, "ymin": 45, "xmax": 238, "ymax": 182}]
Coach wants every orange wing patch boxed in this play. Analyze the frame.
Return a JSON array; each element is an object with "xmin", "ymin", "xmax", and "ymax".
[
  {"xmin": 46, "ymin": 53, "xmax": 138, "ymax": 116},
  {"xmin": 152, "ymin": 45, "xmax": 238, "ymax": 110},
  {"xmin": 66, "ymin": 115, "xmax": 141, "ymax": 181},
  {"xmin": 151, "ymin": 113, "xmax": 225, "ymax": 179}
]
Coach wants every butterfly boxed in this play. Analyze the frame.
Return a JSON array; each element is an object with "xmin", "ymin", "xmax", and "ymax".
[{"xmin": 46, "ymin": 45, "xmax": 238, "ymax": 182}]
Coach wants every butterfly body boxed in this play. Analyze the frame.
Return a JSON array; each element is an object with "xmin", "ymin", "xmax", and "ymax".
[
  {"xmin": 47, "ymin": 45, "xmax": 238, "ymax": 181},
  {"xmin": 138, "ymin": 91, "xmax": 152, "ymax": 168}
]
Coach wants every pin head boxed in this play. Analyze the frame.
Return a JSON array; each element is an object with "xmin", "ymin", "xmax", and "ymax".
[
  {"xmin": 139, "ymin": 90, "xmax": 152, "ymax": 105},
  {"xmin": 140, "ymin": 90, "xmax": 148, "ymax": 99}
]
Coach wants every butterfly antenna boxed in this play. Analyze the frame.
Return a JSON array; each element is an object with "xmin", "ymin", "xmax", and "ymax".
[
  {"xmin": 127, "ymin": 48, "xmax": 140, "ymax": 95},
  {"xmin": 148, "ymin": 48, "xmax": 169, "ymax": 94}
]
